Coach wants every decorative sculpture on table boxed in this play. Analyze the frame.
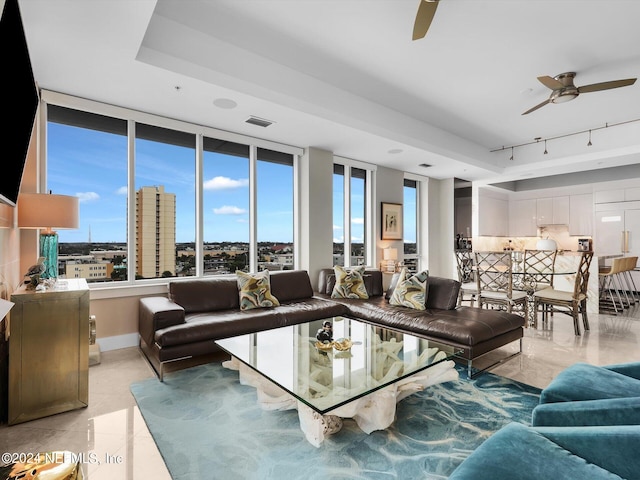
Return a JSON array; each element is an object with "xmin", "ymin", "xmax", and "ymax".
[
  {"xmin": 316, "ymin": 321, "xmax": 333, "ymax": 343},
  {"xmin": 23, "ymin": 257, "xmax": 46, "ymax": 289}
]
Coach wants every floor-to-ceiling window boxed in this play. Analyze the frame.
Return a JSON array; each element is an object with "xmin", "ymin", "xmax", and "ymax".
[
  {"xmin": 333, "ymin": 164, "xmax": 345, "ymax": 266},
  {"xmin": 202, "ymin": 138, "xmax": 250, "ymax": 274},
  {"xmin": 332, "ymin": 160, "xmax": 375, "ymax": 267},
  {"xmin": 46, "ymin": 105, "xmax": 128, "ymax": 282},
  {"xmin": 134, "ymin": 124, "xmax": 196, "ymax": 280},
  {"xmin": 257, "ymin": 148, "xmax": 295, "ymax": 270},
  {"xmin": 43, "ymin": 92, "xmax": 300, "ymax": 285},
  {"xmin": 403, "ymin": 178, "xmax": 418, "ymax": 274}
]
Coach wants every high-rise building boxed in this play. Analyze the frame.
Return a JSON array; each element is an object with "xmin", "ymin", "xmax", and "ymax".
[{"xmin": 136, "ymin": 186, "xmax": 176, "ymax": 278}]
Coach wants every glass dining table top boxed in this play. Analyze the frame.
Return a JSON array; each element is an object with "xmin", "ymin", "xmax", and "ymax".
[{"xmin": 215, "ymin": 316, "xmax": 459, "ymax": 414}]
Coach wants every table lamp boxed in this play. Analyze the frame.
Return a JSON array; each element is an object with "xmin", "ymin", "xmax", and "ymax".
[
  {"xmin": 383, "ymin": 247, "xmax": 398, "ymax": 273},
  {"xmin": 18, "ymin": 192, "xmax": 79, "ymax": 279}
]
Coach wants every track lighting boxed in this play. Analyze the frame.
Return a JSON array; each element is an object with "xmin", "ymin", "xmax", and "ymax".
[{"xmin": 490, "ymin": 117, "xmax": 640, "ymax": 161}]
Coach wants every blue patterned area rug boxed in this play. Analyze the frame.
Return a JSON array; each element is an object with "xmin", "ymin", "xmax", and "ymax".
[{"xmin": 130, "ymin": 363, "xmax": 540, "ymax": 480}]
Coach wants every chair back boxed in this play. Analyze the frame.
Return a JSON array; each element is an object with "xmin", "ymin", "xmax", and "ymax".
[
  {"xmin": 523, "ymin": 249, "xmax": 557, "ymax": 287},
  {"xmin": 625, "ymin": 256, "xmax": 638, "ymax": 272},
  {"xmin": 574, "ymin": 252, "xmax": 594, "ymax": 298},
  {"xmin": 455, "ymin": 249, "xmax": 474, "ymax": 283},
  {"xmin": 475, "ymin": 251, "xmax": 513, "ymax": 298}
]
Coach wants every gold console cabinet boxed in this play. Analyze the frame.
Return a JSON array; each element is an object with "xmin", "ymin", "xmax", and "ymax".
[{"xmin": 8, "ymin": 279, "xmax": 90, "ymax": 425}]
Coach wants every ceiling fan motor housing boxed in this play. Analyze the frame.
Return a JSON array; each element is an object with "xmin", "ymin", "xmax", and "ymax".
[{"xmin": 551, "ymin": 72, "xmax": 579, "ymax": 103}]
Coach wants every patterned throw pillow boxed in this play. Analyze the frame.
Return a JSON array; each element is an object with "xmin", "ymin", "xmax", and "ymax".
[
  {"xmin": 389, "ymin": 268, "xmax": 429, "ymax": 310},
  {"xmin": 331, "ymin": 265, "xmax": 369, "ymax": 299},
  {"xmin": 237, "ymin": 270, "xmax": 280, "ymax": 311}
]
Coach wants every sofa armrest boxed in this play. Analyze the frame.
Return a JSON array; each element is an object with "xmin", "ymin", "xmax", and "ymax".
[
  {"xmin": 139, "ymin": 296, "xmax": 185, "ymax": 347},
  {"xmin": 533, "ymin": 397, "xmax": 640, "ymax": 427}
]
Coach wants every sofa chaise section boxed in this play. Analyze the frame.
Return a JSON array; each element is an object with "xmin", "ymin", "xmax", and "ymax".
[{"xmin": 315, "ymin": 268, "xmax": 525, "ymax": 378}]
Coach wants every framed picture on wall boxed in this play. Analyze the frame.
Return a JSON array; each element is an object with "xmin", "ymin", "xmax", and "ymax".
[{"xmin": 381, "ymin": 202, "xmax": 403, "ymax": 240}]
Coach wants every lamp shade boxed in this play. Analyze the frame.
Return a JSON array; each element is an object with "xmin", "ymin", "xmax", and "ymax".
[
  {"xmin": 18, "ymin": 193, "xmax": 79, "ymax": 231},
  {"xmin": 383, "ymin": 247, "xmax": 398, "ymax": 261}
]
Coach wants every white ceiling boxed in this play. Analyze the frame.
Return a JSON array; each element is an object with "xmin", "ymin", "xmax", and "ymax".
[{"xmin": 18, "ymin": 0, "xmax": 640, "ymax": 185}]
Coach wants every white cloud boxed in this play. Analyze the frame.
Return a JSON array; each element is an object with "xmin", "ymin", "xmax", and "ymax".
[
  {"xmin": 213, "ymin": 205, "xmax": 247, "ymax": 215},
  {"xmin": 76, "ymin": 192, "xmax": 99, "ymax": 203},
  {"xmin": 204, "ymin": 176, "xmax": 249, "ymax": 190},
  {"xmin": 333, "ymin": 225, "xmax": 343, "ymax": 231},
  {"xmin": 352, "ymin": 217, "xmax": 364, "ymax": 225},
  {"xmin": 115, "ymin": 186, "xmax": 127, "ymax": 195}
]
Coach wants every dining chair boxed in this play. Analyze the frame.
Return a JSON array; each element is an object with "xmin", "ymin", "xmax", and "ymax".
[
  {"xmin": 455, "ymin": 249, "xmax": 478, "ymax": 307},
  {"xmin": 521, "ymin": 249, "xmax": 557, "ymax": 291},
  {"xmin": 533, "ymin": 251, "xmax": 593, "ymax": 336},
  {"xmin": 475, "ymin": 251, "xmax": 528, "ymax": 317}
]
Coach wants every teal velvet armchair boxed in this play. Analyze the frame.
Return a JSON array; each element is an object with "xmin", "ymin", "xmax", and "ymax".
[
  {"xmin": 533, "ymin": 361, "xmax": 640, "ymax": 427},
  {"xmin": 448, "ymin": 422, "xmax": 640, "ymax": 480}
]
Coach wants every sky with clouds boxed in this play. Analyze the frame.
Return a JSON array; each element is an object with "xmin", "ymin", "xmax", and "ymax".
[{"xmin": 47, "ymin": 121, "xmax": 415, "ymax": 245}]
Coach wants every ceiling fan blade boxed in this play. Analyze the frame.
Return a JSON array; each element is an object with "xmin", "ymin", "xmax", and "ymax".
[
  {"xmin": 578, "ymin": 78, "xmax": 637, "ymax": 94},
  {"xmin": 412, "ymin": 0, "xmax": 439, "ymax": 41},
  {"xmin": 522, "ymin": 99, "xmax": 551, "ymax": 115},
  {"xmin": 537, "ymin": 76, "xmax": 565, "ymax": 90}
]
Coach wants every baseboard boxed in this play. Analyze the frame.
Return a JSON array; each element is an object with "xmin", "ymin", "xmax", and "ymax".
[{"xmin": 96, "ymin": 333, "xmax": 139, "ymax": 352}]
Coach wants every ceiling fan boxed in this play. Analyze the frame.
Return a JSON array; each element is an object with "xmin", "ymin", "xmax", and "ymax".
[
  {"xmin": 412, "ymin": 0, "xmax": 439, "ymax": 40},
  {"xmin": 522, "ymin": 72, "xmax": 637, "ymax": 115}
]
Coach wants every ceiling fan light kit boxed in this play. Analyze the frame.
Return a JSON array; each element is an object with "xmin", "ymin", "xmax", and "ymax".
[{"xmin": 522, "ymin": 72, "xmax": 637, "ymax": 115}]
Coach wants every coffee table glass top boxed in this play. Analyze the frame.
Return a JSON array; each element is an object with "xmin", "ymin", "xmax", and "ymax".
[{"xmin": 215, "ymin": 316, "xmax": 459, "ymax": 414}]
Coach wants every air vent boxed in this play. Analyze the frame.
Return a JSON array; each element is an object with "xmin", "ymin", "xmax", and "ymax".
[
  {"xmin": 245, "ymin": 116, "xmax": 274, "ymax": 128},
  {"xmin": 418, "ymin": 163, "xmax": 432, "ymax": 168}
]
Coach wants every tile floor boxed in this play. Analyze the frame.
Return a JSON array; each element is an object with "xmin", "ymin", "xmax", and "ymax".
[{"xmin": 1, "ymin": 306, "xmax": 639, "ymax": 479}]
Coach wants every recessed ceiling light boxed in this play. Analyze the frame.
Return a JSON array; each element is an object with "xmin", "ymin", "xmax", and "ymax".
[
  {"xmin": 213, "ymin": 98, "xmax": 238, "ymax": 109},
  {"xmin": 388, "ymin": 148, "xmax": 403, "ymax": 154}
]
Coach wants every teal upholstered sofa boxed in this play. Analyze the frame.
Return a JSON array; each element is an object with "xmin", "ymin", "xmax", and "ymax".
[
  {"xmin": 448, "ymin": 362, "xmax": 640, "ymax": 479},
  {"xmin": 533, "ymin": 361, "xmax": 640, "ymax": 427},
  {"xmin": 448, "ymin": 422, "xmax": 640, "ymax": 480}
]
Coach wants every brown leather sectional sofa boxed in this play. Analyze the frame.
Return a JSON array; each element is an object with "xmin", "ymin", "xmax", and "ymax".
[{"xmin": 138, "ymin": 268, "xmax": 525, "ymax": 380}]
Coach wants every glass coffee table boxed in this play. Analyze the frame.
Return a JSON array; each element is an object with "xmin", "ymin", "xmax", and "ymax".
[{"xmin": 215, "ymin": 316, "xmax": 460, "ymax": 447}]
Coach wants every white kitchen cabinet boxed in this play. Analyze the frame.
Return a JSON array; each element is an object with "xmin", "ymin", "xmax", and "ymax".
[
  {"xmin": 536, "ymin": 196, "xmax": 569, "ymax": 226},
  {"xmin": 595, "ymin": 190, "xmax": 625, "ymax": 204},
  {"xmin": 569, "ymin": 193, "xmax": 593, "ymax": 235},
  {"xmin": 509, "ymin": 199, "xmax": 537, "ymax": 236}
]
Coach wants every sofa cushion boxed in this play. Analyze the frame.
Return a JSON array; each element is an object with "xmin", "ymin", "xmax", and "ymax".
[
  {"xmin": 169, "ymin": 276, "xmax": 240, "ymax": 313},
  {"xmin": 331, "ymin": 265, "xmax": 369, "ymax": 299},
  {"xmin": 424, "ymin": 276, "xmax": 461, "ymax": 310},
  {"xmin": 269, "ymin": 269, "xmax": 314, "ymax": 302},
  {"xmin": 389, "ymin": 269, "xmax": 428, "ymax": 310},
  {"xmin": 237, "ymin": 270, "xmax": 280, "ymax": 311}
]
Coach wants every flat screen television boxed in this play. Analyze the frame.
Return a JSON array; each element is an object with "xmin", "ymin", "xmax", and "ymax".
[{"xmin": 0, "ymin": 0, "xmax": 39, "ymax": 207}]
